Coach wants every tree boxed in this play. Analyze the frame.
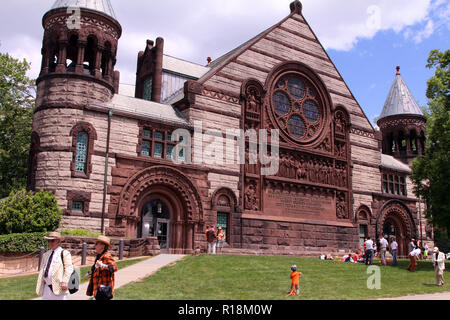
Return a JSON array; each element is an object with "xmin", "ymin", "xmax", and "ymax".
[
  {"xmin": 411, "ymin": 49, "xmax": 450, "ymax": 236},
  {"xmin": 0, "ymin": 53, "xmax": 35, "ymax": 198}
]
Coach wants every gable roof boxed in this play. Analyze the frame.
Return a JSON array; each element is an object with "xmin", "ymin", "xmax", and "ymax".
[{"xmin": 198, "ymin": 0, "xmax": 375, "ymax": 132}]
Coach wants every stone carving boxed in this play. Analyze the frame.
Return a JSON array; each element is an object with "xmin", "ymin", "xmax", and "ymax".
[
  {"xmin": 246, "ymin": 87, "xmax": 261, "ymax": 114},
  {"xmin": 335, "ymin": 141, "xmax": 346, "ymax": 158},
  {"xmin": 336, "ymin": 192, "xmax": 348, "ymax": 219},
  {"xmin": 274, "ymin": 151, "xmax": 348, "ymax": 188},
  {"xmin": 334, "ymin": 111, "xmax": 347, "ymax": 135},
  {"xmin": 315, "ymin": 136, "xmax": 332, "ymax": 153},
  {"xmin": 244, "ymin": 180, "xmax": 259, "ymax": 211}
]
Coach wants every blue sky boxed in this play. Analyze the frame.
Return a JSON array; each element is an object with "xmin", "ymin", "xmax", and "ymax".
[
  {"xmin": 0, "ymin": 0, "xmax": 448, "ymax": 126},
  {"xmin": 329, "ymin": 23, "xmax": 449, "ymax": 125}
]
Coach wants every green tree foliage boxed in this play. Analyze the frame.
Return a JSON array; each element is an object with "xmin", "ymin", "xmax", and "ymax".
[
  {"xmin": 0, "ymin": 189, "xmax": 62, "ymax": 234},
  {"xmin": 411, "ymin": 49, "xmax": 450, "ymax": 236},
  {"xmin": 0, "ymin": 53, "xmax": 35, "ymax": 198}
]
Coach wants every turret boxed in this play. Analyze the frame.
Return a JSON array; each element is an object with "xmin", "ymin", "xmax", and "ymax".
[
  {"xmin": 36, "ymin": 0, "xmax": 122, "ymax": 109},
  {"xmin": 378, "ymin": 66, "xmax": 427, "ymax": 164}
]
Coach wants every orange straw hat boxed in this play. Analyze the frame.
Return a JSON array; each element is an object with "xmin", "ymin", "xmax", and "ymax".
[{"xmin": 95, "ymin": 235, "xmax": 111, "ymax": 249}]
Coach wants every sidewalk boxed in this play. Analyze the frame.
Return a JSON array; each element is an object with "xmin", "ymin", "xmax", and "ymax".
[
  {"xmin": 380, "ymin": 291, "xmax": 450, "ymax": 300},
  {"xmin": 34, "ymin": 254, "xmax": 185, "ymax": 300}
]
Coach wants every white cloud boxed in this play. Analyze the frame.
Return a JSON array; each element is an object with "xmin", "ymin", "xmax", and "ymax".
[
  {"xmin": 1, "ymin": 0, "xmax": 447, "ymax": 82},
  {"xmin": 0, "ymin": 34, "xmax": 42, "ymax": 79},
  {"xmin": 413, "ymin": 20, "xmax": 435, "ymax": 43}
]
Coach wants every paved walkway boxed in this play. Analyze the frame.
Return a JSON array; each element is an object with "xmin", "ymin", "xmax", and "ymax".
[
  {"xmin": 34, "ymin": 254, "xmax": 185, "ymax": 300},
  {"xmin": 380, "ymin": 291, "xmax": 450, "ymax": 300}
]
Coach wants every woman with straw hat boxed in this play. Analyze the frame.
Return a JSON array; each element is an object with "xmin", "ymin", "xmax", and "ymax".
[
  {"xmin": 86, "ymin": 235, "xmax": 118, "ymax": 300},
  {"xmin": 36, "ymin": 232, "xmax": 74, "ymax": 300}
]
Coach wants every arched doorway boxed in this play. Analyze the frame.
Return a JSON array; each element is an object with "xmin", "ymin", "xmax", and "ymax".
[
  {"xmin": 116, "ymin": 166, "xmax": 204, "ymax": 254},
  {"xmin": 377, "ymin": 201, "xmax": 416, "ymax": 257},
  {"xmin": 138, "ymin": 198, "xmax": 171, "ymax": 251}
]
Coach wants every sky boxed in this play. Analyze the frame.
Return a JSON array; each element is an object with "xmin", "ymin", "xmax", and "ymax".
[{"xmin": 0, "ymin": 0, "xmax": 448, "ymax": 126}]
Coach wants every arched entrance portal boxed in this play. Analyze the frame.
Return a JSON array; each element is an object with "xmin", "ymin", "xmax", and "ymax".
[
  {"xmin": 377, "ymin": 201, "xmax": 416, "ymax": 257},
  {"xmin": 116, "ymin": 166, "xmax": 204, "ymax": 254},
  {"xmin": 138, "ymin": 198, "xmax": 171, "ymax": 251}
]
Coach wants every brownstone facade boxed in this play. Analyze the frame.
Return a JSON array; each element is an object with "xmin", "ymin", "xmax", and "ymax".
[{"xmin": 29, "ymin": 1, "xmax": 433, "ymax": 256}]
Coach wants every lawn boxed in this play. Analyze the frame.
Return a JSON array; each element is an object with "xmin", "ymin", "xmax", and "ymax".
[
  {"xmin": 0, "ymin": 257, "xmax": 148, "ymax": 300},
  {"xmin": 114, "ymin": 255, "xmax": 448, "ymax": 300}
]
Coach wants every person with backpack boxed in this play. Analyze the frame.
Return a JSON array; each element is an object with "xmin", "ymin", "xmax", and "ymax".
[
  {"xmin": 86, "ymin": 235, "xmax": 118, "ymax": 300},
  {"xmin": 36, "ymin": 232, "xmax": 74, "ymax": 300}
]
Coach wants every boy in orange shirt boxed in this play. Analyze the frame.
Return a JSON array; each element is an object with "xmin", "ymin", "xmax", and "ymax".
[{"xmin": 287, "ymin": 265, "xmax": 302, "ymax": 296}]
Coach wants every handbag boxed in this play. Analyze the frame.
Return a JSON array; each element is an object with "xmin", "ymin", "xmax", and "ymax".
[
  {"xmin": 61, "ymin": 250, "xmax": 80, "ymax": 294},
  {"xmin": 96, "ymin": 285, "xmax": 113, "ymax": 300}
]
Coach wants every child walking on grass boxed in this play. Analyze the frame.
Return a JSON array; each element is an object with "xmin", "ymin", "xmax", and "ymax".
[{"xmin": 286, "ymin": 265, "xmax": 302, "ymax": 297}]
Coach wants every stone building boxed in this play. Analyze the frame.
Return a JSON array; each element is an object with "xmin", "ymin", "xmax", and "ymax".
[{"xmin": 29, "ymin": 0, "xmax": 433, "ymax": 255}]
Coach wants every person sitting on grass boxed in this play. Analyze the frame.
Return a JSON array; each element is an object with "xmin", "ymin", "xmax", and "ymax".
[
  {"xmin": 286, "ymin": 265, "xmax": 302, "ymax": 297},
  {"xmin": 345, "ymin": 252, "xmax": 354, "ymax": 263}
]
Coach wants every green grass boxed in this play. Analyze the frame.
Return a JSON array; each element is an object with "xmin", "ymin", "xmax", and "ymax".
[
  {"xmin": 0, "ymin": 257, "xmax": 148, "ymax": 300},
  {"xmin": 114, "ymin": 255, "xmax": 448, "ymax": 300}
]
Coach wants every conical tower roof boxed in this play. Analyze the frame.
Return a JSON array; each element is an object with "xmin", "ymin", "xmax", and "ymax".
[
  {"xmin": 379, "ymin": 66, "xmax": 424, "ymax": 121},
  {"xmin": 51, "ymin": 0, "xmax": 116, "ymax": 20}
]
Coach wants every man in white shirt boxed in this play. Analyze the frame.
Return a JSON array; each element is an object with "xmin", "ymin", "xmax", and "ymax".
[
  {"xmin": 36, "ymin": 232, "xmax": 73, "ymax": 300},
  {"xmin": 379, "ymin": 236, "xmax": 389, "ymax": 266},
  {"xmin": 432, "ymin": 247, "xmax": 446, "ymax": 286},
  {"xmin": 390, "ymin": 238, "xmax": 398, "ymax": 266},
  {"xmin": 365, "ymin": 237, "xmax": 374, "ymax": 265}
]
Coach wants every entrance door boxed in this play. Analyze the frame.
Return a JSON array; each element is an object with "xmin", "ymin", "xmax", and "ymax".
[{"xmin": 156, "ymin": 219, "xmax": 170, "ymax": 252}]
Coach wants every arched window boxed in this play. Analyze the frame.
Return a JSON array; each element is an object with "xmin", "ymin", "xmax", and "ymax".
[
  {"xmin": 212, "ymin": 188, "xmax": 238, "ymax": 246},
  {"xmin": 66, "ymin": 34, "xmax": 79, "ymax": 73},
  {"xmin": 70, "ymin": 122, "xmax": 97, "ymax": 179},
  {"xmin": 75, "ymin": 132, "xmax": 88, "ymax": 173},
  {"xmin": 84, "ymin": 36, "xmax": 97, "ymax": 76}
]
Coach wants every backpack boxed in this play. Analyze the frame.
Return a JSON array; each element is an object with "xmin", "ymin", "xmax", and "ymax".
[{"xmin": 61, "ymin": 250, "xmax": 80, "ymax": 294}]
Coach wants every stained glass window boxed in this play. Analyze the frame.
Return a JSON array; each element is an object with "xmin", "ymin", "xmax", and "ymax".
[
  {"xmin": 288, "ymin": 115, "xmax": 306, "ymax": 139},
  {"xmin": 217, "ymin": 212, "xmax": 228, "ymax": 242},
  {"xmin": 75, "ymin": 132, "xmax": 88, "ymax": 173},
  {"xmin": 303, "ymin": 100, "xmax": 320, "ymax": 123},
  {"xmin": 143, "ymin": 78, "xmax": 153, "ymax": 101},
  {"xmin": 154, "ymin": 143, "xmax": 163, "ymax": 158},
  {"xmin": 288, "ymin": 77, "xmax": 305, "ymax": 100},
  {"xmin": 271, "ymin": 73, "xmax": 323, "ymax": 142},
  {"xmin": 143, "ymin": 130, "xmax": 151, "ymax": 138},
  {"xmin": 382, "ymin": 173, "xmax": 407, "ymax": 196},
  {"xmin": 166, "ymin": 145, "xmax": 174, "ymax": 160},
  {"xmin": 141, "ymin": 141, "xmax": 151, "ymax": 156},
  {"xmin": 273, "ymin": 91, "xmax": 290, "ymax": 115},
  {"xmin": 72, "ymin": 201, "xmax": 83, "ymax": 212},
  {"xmin": 154, "ymin": 132, "xmax": 163, "ymax": 140}
]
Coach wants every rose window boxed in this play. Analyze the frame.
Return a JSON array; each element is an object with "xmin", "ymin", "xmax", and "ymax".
[{"xmin": 271, "ymin": 73, "xmax": 324, "ymax": 142}]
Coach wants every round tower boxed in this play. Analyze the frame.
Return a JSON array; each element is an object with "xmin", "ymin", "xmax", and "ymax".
[
  {"xmin": 36, "ymin": 0, "xmax": 122, "ymax": 110},
  {"xmin": 378, "ymin": 66, "xmax": 427, "ymax": 164}
]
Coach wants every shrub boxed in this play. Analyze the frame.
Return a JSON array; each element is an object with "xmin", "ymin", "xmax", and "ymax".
[
  {"xmin": 0, "ymin": 232, "xmax": 49, "ymax": 253},
  {"xmin": 61, "ymin": 228, "xmax": 101, "ymax": 237},
  {"xmin": 0, "ymin": 189, "xmax": 62, "ymax": 234}
]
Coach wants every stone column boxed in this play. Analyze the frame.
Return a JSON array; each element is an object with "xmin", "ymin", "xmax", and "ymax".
[
  {"xmin": 105, "ymin": 57, "xmax": 113, "ymax": 83},
  {"xmin": 40, "ymin": 47, "xmax": 49, "ymax": 76},
  {"xmin": 55, "ymin": 40, "xmax": 67, "ymax": 73},
  {"xmin": 94, "ymin": 47, "xmax": 103, "ymax": 78},
  {"xmin": 185, "ymin": 221, "xmax": 195, "ymax": 254},
  {"xmin": 75, "ymin": 41, "xmax": 86, "ymax": 74}
]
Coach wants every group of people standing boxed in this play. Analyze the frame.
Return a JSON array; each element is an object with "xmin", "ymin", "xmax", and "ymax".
[
  {"xmin": 363, "ymin": 235, "xmax": 445, "ymax": 287},
  {"xmin": 205, "ymin": 225, "xmax": 226, "ymax": 255},
  {"xmin": 35, "ymin": 232, "xmax": 118, "ymax": 300},
  {"xmin": 363, "ymin": 236, "xmax": 397, "ymax": 266}
]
